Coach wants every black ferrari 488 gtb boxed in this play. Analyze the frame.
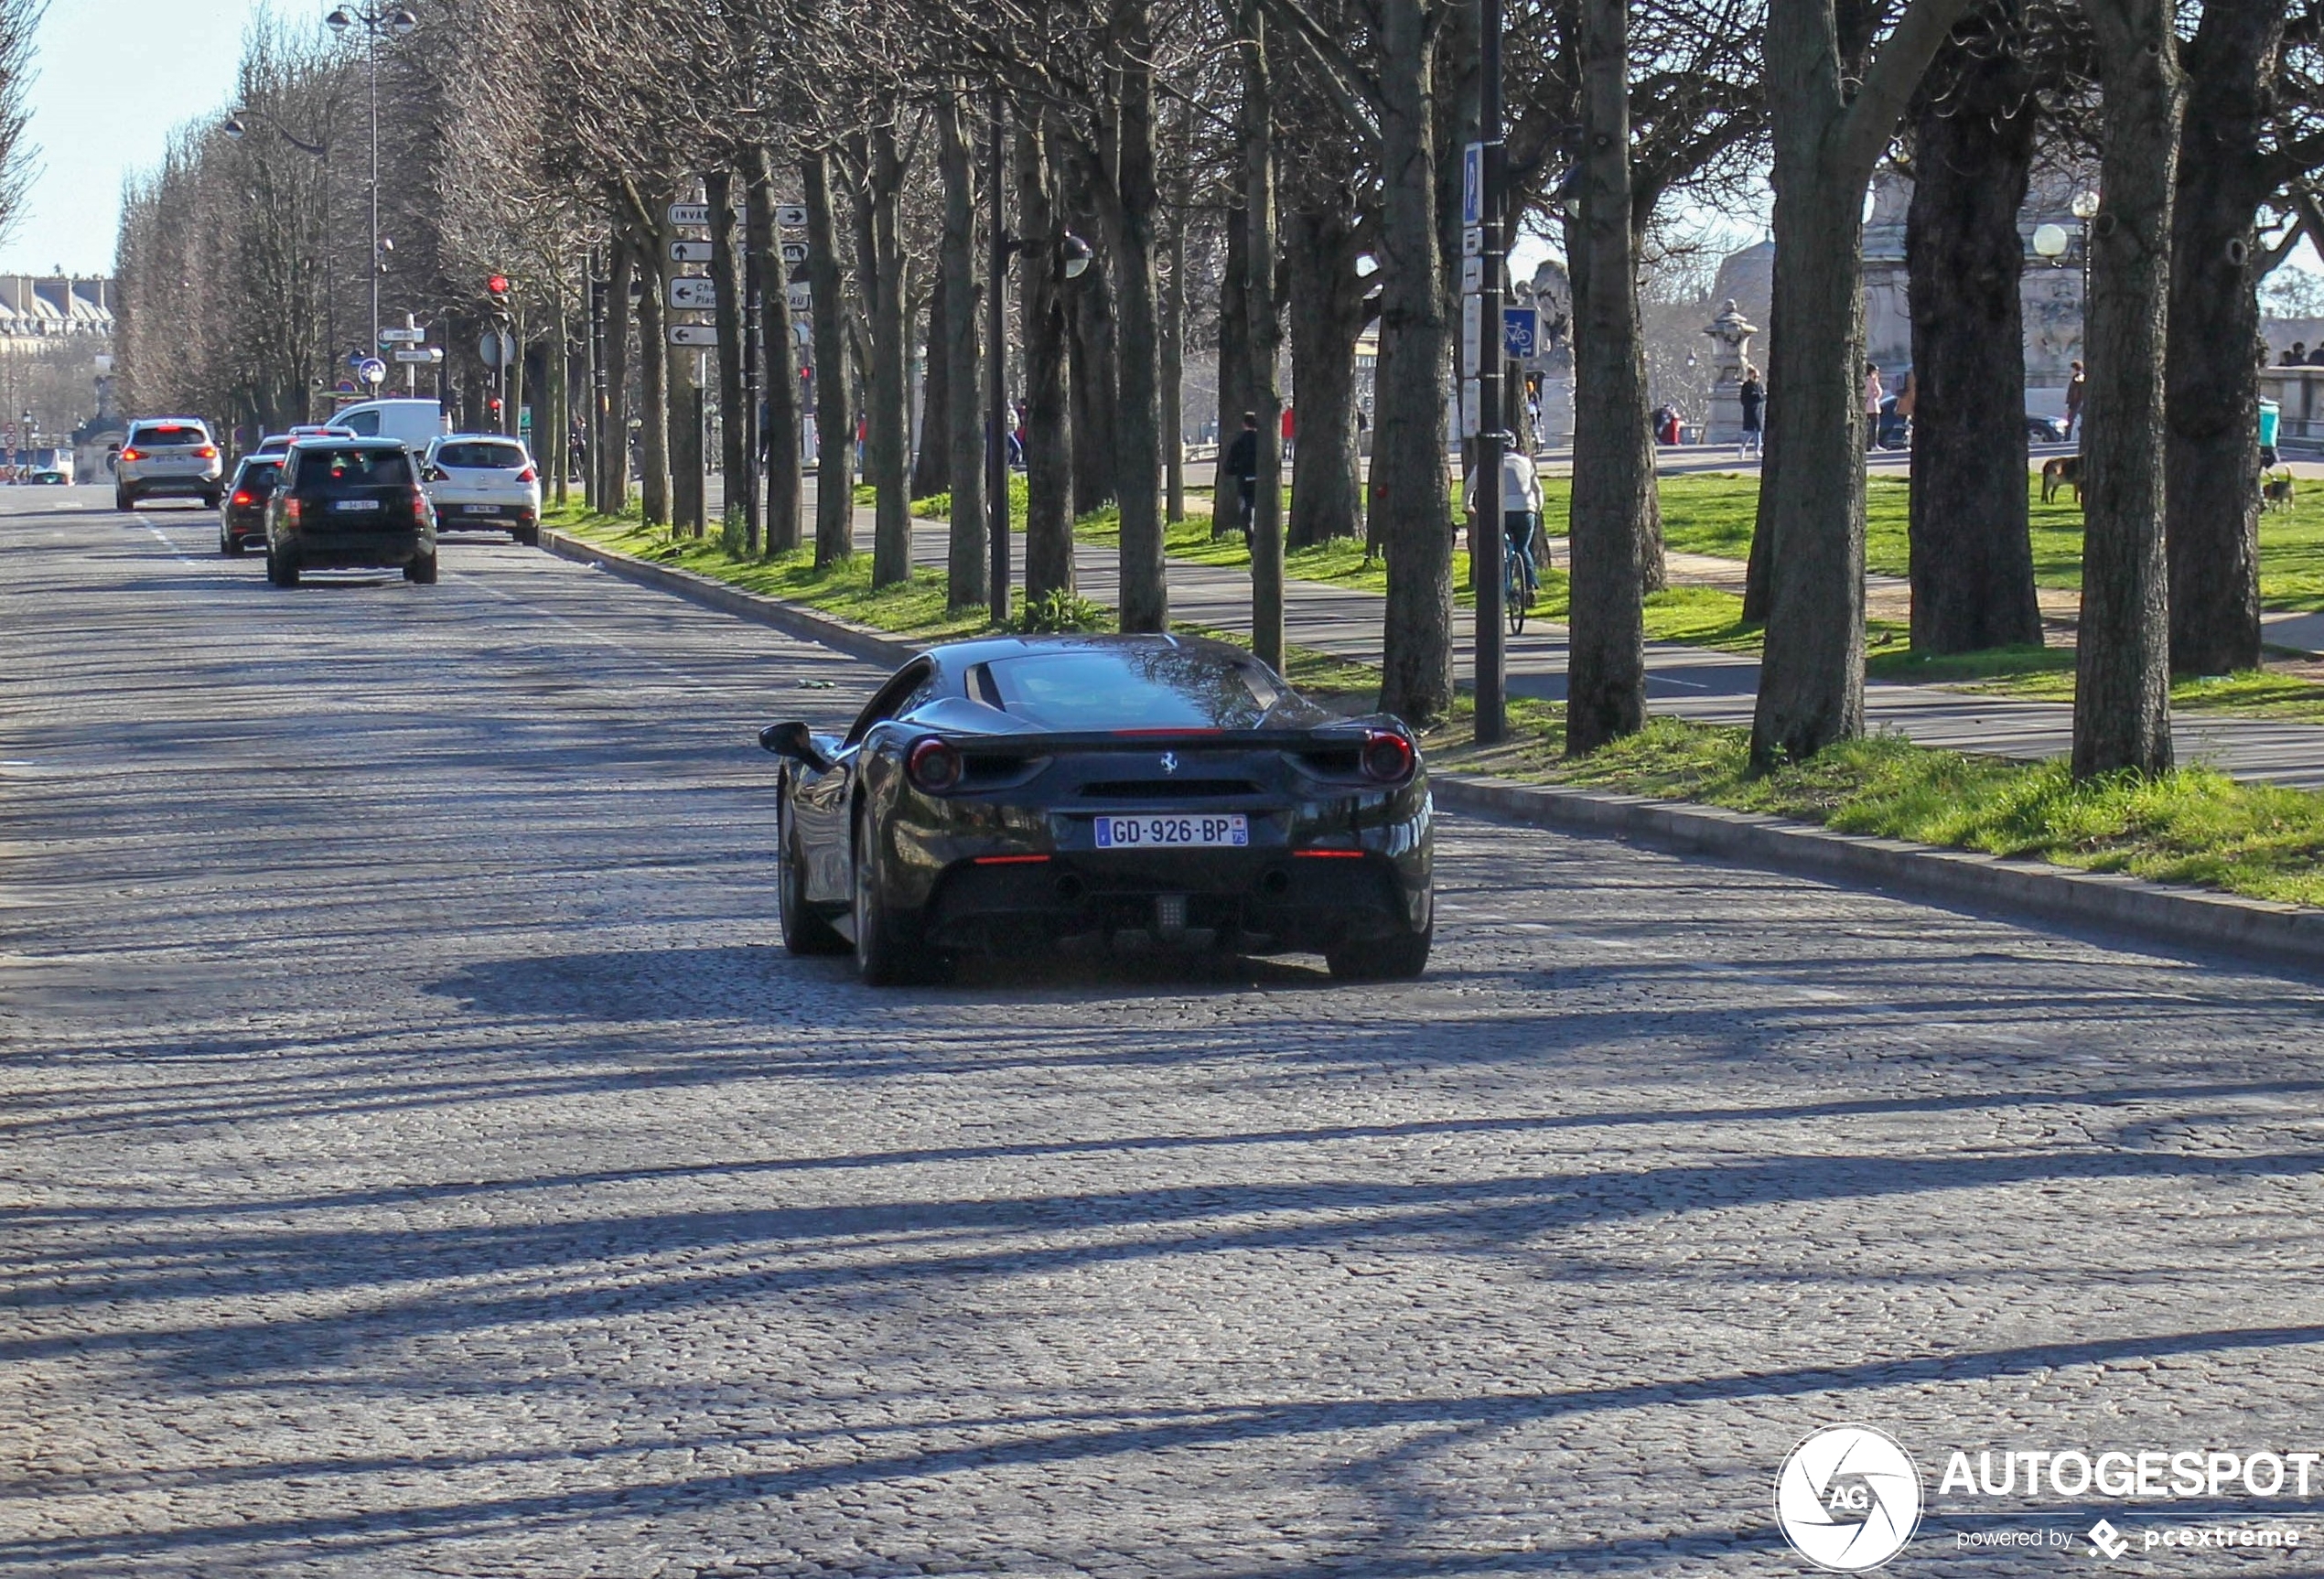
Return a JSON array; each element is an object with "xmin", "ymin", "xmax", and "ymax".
[{"xmin": 759, "ymin": 634, "xmax": 1434, "ymax": 984}]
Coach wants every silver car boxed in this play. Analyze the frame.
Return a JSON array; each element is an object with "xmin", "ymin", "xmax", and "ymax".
[
  {"xmin": 115, "ymin": 418, "xmax": 223, "ymax": 510},
  {"xmin": 419, "ymin": 434, "xmax": 542, "ymax": 544}
]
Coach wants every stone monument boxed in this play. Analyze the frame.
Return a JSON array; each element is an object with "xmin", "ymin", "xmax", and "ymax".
[{"xmin": 1702, "ymin": 299, "xmax": 1759, "ymax": 445}]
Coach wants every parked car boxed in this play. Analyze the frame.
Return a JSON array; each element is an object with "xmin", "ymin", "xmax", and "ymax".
[
  {"xmin": 263, "ymin": 437, "xmax": 437, "ymax": 587},
  {"xmin": 420, "ymin": 434, "xmax": 542, "ymax": 543},
  {"xmin": 330, "ymin": 398, "xmax": 449, "ymax": 454},
  {"xmin": 114, "ymin": 417, "xmax": 223, "ymax": 510},
  {"xmin": 218, "ymin": 456, "xmax": 282, "ymax": 555},
  {"xmin": 759, "ymin": 634, "xmax": 1435, "ymax": 984}
]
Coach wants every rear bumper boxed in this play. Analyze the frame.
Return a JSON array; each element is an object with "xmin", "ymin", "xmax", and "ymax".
[
  {"xmin": 278, "ymin": 526, "xmax": 432, "ymax": 569},
  {"xmin": 123, "ymin": 474, "xmax": 220, "ymax": 497},
  {"xmin": 435, "ymin": 500, "xmax": 537, "ymax": 525}
]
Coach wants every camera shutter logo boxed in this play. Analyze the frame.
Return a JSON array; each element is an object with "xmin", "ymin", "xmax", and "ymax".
[{"xmin": 1773, "ymin": 1425, "xmax": 1924, "ymax": 1572}]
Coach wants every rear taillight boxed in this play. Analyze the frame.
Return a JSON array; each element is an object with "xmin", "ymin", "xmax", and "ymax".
[
  {"xmin": 1361, "ymin": 729, "xmax": 1415, "ymax": 784},
  {"xmin": 118, "ymin": 447, "xmax": 141, "ymax": 461},
  {"xmin": 516, "ymin": 466, "xmax": 537, "ymax": 482},
  {"xmin": 230, "ymin": 490, "xmax": 253, "ymax": 507},
  {"xmin": 906, "ymin": 736, "xmax": 963, "ymax": 793},
  {"xmin": 194, "ymin": 446, "xmax": 218, "ymax": 459},
  {"xmin": 285, "ymin": 497, "xmax": 302, "ymax": 524}
]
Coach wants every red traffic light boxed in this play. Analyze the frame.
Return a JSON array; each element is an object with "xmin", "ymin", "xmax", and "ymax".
[
  {"xmin": 487, "ymin": 274, "xmax": 510, "ymax": 297},
  {"xmin": 488, "ymin": 397, "xmax": 504, "ymax": 414}
]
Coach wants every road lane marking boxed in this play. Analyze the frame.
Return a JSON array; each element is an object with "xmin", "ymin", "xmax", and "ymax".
[{"xmin": 138, "ymin": 518, "xmax": 195, "ymax": 566}]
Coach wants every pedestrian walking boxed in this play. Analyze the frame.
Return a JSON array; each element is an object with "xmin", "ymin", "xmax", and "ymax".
[
  {"xmin": 1738, "ymin": 366, "xmax": 1764, "ymax": 459},
  {"xmin": 1863, "ymin": 362, "xmax": 1884, "ymax": 452},
  {"xmin": 1222, "ymin": 412, "xmax": 1260, "ymax": 543},
  {"xmin": 1280, "ymin": 404, "xmax": 1296, "ymax": 464},
  {"xmin": 2063, "ymin": 360, "xmax": 2085, "ymax": 442}
]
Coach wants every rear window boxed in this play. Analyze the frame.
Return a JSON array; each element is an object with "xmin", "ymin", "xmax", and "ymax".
[
  {"xmin": 131, "ymin": 424, "xmax": 207, "ymax": 447},
  {"xmin": 972, "ymin": 648, "xmax": 1312, "ymax": 731},
  {"xmin": 293, "ymin": 446, "xmax": 413, "ymax": 488},
  {"xmin": 236, "ymin": 461, "xmax": 281, "ymax": 489},
  {"xmin": 436, "ymin": 441, "xmax": 526, "ymax": 469}
]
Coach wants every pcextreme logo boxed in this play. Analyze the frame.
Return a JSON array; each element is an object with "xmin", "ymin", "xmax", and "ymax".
[{"xmin": 1774, "ymin": 1424, "xmax": 1926, "ymax": 1573}]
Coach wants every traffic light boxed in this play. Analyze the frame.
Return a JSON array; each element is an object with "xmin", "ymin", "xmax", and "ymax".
[
  {"xmin": 487, "ymin": 274, "xmax": 510, "ymax": 299},
  {"xmin": 489, "ymin": 396, "xmax": 504, "ymax": 416}
]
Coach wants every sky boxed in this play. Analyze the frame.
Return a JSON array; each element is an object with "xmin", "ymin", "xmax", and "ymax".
[{"xmin": 0, "ymin": 0, "xmax": 263, "ymax": 276}]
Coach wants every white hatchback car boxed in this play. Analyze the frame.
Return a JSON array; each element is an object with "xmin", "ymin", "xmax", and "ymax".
[{"xmin": 419, "ymin": 434, "xmax": 542, "ymax": 544}]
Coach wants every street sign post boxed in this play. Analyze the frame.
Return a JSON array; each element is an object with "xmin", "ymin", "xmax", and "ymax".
[
  {"xmin": 667, "ymin": 201, "xmax": 710, "ymax": 228},
  {"xmin": 1502, "ymin": 306, "xmax": 1539, "ymax": 360},
  {"xmin": 668, "ymin": 323, "xmax": 718, "ymax": 347},
  {"xmin": 1459, "ymin": 254, "xmax": 1484, "ymax": 294},
  {"xmin": 669, "ymin": 240, "xmax": 713, "ymax": 263},
  {"xmin": 667, "ymin": 276, "xmax": 718, "ymax": 310},
  {"xmin": 378, "ymin": 327, "xmax": 425, "ymax": 344},
  {"xmin": 479, "ymin": 331, "xmax": 516, "ymax": 369},
  {"xmin": 1462, "ymin": 143, "xmax": 1485, "ymax": 227},
  {"xmin": 392, "ymin": 348, "xmax": 439, "ymax": 364},
  {"xmin": 780, "ymin": 242, "xmax": 808, "ymax": 263},
  {"xmin": 775, "ymin": 204, "xmax": 808, "ymax": 229},
  {"xmin": 1460, "ymin": 295, "xmax": 1481, "ymax": 371},
  {"xmin": 786, "ymin": 282, "xmax": 812, "ymax": 311}
]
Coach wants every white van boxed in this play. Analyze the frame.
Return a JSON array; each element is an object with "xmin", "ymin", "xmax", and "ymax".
[{"xmin": 331, "ymin": 399, "xmax": 450, "ymax": 454}]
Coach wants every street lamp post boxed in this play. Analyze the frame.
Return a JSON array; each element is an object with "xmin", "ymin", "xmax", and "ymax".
[{"xmin": 324, "ymin": 3, "xmax": 415, "ymax": 356}]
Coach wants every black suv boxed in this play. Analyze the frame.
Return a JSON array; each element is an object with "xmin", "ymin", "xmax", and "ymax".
[
  {"xmin": 264, "ymin": 440, "xmax": 438, "ymax": 587},
  {"xmin": 219, "ymin": 456, "xmax": 281, "ymax": 556}
]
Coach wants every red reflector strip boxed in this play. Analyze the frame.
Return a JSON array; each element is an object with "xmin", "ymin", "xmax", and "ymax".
[
  {"xmin": 973, "ymin": 854, "xmax": 1050, "ymax": 865},
  {"xmin": 1294, "ymin": 849, "xmax": 1364, "ymax": 859}
]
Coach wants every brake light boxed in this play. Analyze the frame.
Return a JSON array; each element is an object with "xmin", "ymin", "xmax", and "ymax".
[
  {"xmin": 906, "ymin": 736, "xmax": 963, "ymax": 793},
  {"xmin": 1294, "ymin": 849, "xmax": 1366, "ymax": 859},
  {"xmin": 285, "ymin": 497, "xmax": 301, "ymax": 524},
  {"xmin": 194, "ymin": 446, "xmax": 218, "ymax": 459},
  {"xmin": 972, "ymin": 853, "xmax": 1049, "ymax": 865},
  {"xmin": 1361, "ymin": 728, "xmax": 1415, "ymax": 784},
  {"xmin": 516, "ymin": 466, "xmax": 537, "ymax": 482},
  {"xmin": 118, "ymin": 447, "xmax": 141, "ymax": 461},
  {"xmin": 230, "ymin": 490, "xmax": 253, "ymax": 507}
]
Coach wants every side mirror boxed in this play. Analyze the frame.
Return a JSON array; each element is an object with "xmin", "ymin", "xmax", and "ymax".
[{"xmin": 759, "ymin": 721, "xmax": 833, "ymax": 770}]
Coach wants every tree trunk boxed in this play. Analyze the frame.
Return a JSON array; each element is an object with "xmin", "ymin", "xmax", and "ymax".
[
  {"xmin": 1243, "ymin": 0, "xmax": 1284, "ymax": 666},
  {"xmin": 636, "ymin": 215, "xmax": 671, "ymax": 529},
  {"xmin": 748, "ymin": 148, "xmax": 802, "ymax": 557},
  {"xmin": 1373, "ymin": 0, "xmax": 1455, "ymax": 724},
  {"xmin": 2073, "ymin": 0, "xmax": 2181, "ymax": 778},
  {"xmin": 938, "ymin": 88, "xmax": 987, "ymax": 611},
  {"xmin": 1285, "ymin": 203, "xmax": 1365, "ymax": 550},
  {"xmin": 707, "ymin": 168, "xmax": 757, "ymax": 549},
  {"xmin": 1750, "ymin": 0, "xmax": 1974, "ymax": 765},
  {"xmin": 1068, "ymin": 247, "xmax": 1120, "ymax": 517},
  {"xmin": 1565, "ymin": 0, "xmax": 1650, "ymax": 753},
  {"xmin": 1211, "ymin": 200, "xmax": 1250, "ymax": 535},
  {"xmin": 2164, "ymin": 0, "xmax": 2282, "ymax": 676},
  {"xmin": 803, "ymin": 149, "xmax": 855, "ymax": 565},
  {"xmin": 1905, "ymin": 44, "xmax": 2043, "ymax": 654},
  {"xmin": 855, "ymin": 126, "xmax": 912, "ymax": 588},
  {"xmin": 912, "ymin": 262, "xmax": 951, "ymax": 499},
  {"xmin": 1018, "ymin": 115, "xmax": 1075, "ymax": 599},
  {"xmin": 604, "ymin": 231, "xmax": 634, "ymax": 513},
  {"xmin": 1105, "ymin": 10, "xmax": 1167, "ymax": 633}
]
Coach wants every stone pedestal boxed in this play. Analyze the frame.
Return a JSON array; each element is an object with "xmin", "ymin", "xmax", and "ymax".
[
  {"xmin": 1537, "ymin": 374, "xmax": 1574, "ymax": 448},
  {"xmin": 1702, "ymin": 299, "xmax": 1759, "ymax": 446}
]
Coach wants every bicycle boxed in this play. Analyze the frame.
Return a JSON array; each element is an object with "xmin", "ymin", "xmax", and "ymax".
[{"xmin": 1505, "ymin": 532, "xmax": 1535, "ymax": 636}]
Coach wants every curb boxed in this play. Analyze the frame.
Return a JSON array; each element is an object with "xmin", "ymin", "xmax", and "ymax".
[
  {"xmin": 1432, "ymin": 773, "xmax": 2324, "ymax": 973},
  {"xmin": 538, "ymin": 527, "xmax": 918, "ymax": 669},
  {"xmin": 535, "ymin": 523, "xmax": 2324, "ymax": 974}
]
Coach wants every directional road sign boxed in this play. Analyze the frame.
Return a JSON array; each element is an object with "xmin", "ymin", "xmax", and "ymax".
[
  {"xmin": 786, "ymin": 282, "xmax": 812, "ymax": 311},
  {"xmin": 378, "ymin": 327, "xmax": 425, "ymax": 344},
  {"xmin": 780, "ymin": 242, "xmax": 808, "ymax": 263},
  {"xmin": 667, "ymin": 276, "xmax": 719, "ymax": 310},
  {"xmin": 775, "ymin": 204, "xmax": 808, "ymax": 229},
  {"xmin": 669, "ymin": 240, "xmax": 713, "ymax": 263},
  {"xmin": 668, "ymin": 323, "xmax": 718, "ymax": 347},
  {"xmin": 393, "ymin": 347, "xmax": 441, "ymax": 364},
  {"xmin": 667, "ymin": 201, "xmax": 710, "ymax": 228}
]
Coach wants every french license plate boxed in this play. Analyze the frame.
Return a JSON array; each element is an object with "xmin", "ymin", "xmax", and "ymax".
[
  {"xmin": 461, "ymin": 503, "xmax": 500, "ymax": 514},
  {"xmin": 332, "ymin": 498, "xmax": 382, "ymax": 511},
  {"xmin": 1092, "ymin": 813, "xmax": 1248, "ymax": 850}
]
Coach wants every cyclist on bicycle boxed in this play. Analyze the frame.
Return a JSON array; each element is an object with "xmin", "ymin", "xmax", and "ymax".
[{"xmin": 1463, "ymin": 438, "xmax": 1544, "ymax": 603}]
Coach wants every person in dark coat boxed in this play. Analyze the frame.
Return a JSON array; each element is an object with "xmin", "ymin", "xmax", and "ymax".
[
  {"xmin": 1738, "ymin": 366, "xmax": 1764, "ymax": 459},
  {"xmin": 1222, "ymin": 412, "xmax": 1260, "ymax": 543}
]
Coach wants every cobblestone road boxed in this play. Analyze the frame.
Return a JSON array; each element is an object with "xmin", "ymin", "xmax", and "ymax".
[{"xmin": 7, "ymin": 492, "xmax": 2324, "ymax": 1576}]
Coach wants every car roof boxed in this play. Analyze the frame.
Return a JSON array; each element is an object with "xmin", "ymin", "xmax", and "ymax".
[{"xmin": 916, "ymin": 631, "xmax": 1257, "ymax": 671}]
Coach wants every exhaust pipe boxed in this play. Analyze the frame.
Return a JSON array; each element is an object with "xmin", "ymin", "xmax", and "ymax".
[
  {"xmin": 1258, "ymin": 868, "xmax": 1291, "ymax": 898},
  {"xmin": 1053, "ymin": 872, "xmax": 1086, "ymax": 903}
]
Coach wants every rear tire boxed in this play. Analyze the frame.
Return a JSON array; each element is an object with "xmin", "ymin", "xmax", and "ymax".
[
  {"xmin": 114, "ymin": 487, "xmax": 133, "ymax": 511},
  {"xmin": 780, "ymin": 810, "xmax": 849, "ymax": 957},
  {"xmin": 1327, "ymin": 926, "xmax": 1432, "ymax": 982},
  {"xmin": 266, "ymin": 543, "xmax": 300, "ymax": 587},
  {"xmin": 853, "ymin": 804, "xmax": 942, "ymax": 985},
  {"xmin": 201, "ymin": 491, "xmax": 221, "ymax": 510},
  {"xmin": 404, "ymin": 551, "xmax": 438, "ymax": 585},
  {"xmin": 511, "ymin": 525, "xmax": 539, "ymax": 546}
]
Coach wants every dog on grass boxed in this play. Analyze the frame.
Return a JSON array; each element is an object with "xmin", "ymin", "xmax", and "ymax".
[
  {"xmin": 2039, "ymin": 454, "xmax": 2083, "ymax": 505},
  {"xmin": 2265, "ymin": 470, "xmax": 2298, "ymax": 511}
]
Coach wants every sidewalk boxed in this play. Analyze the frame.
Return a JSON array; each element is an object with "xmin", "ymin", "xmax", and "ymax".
[{"xmin": 815, "ymin": 482, "xmax": 2324, "ymax": 791}]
